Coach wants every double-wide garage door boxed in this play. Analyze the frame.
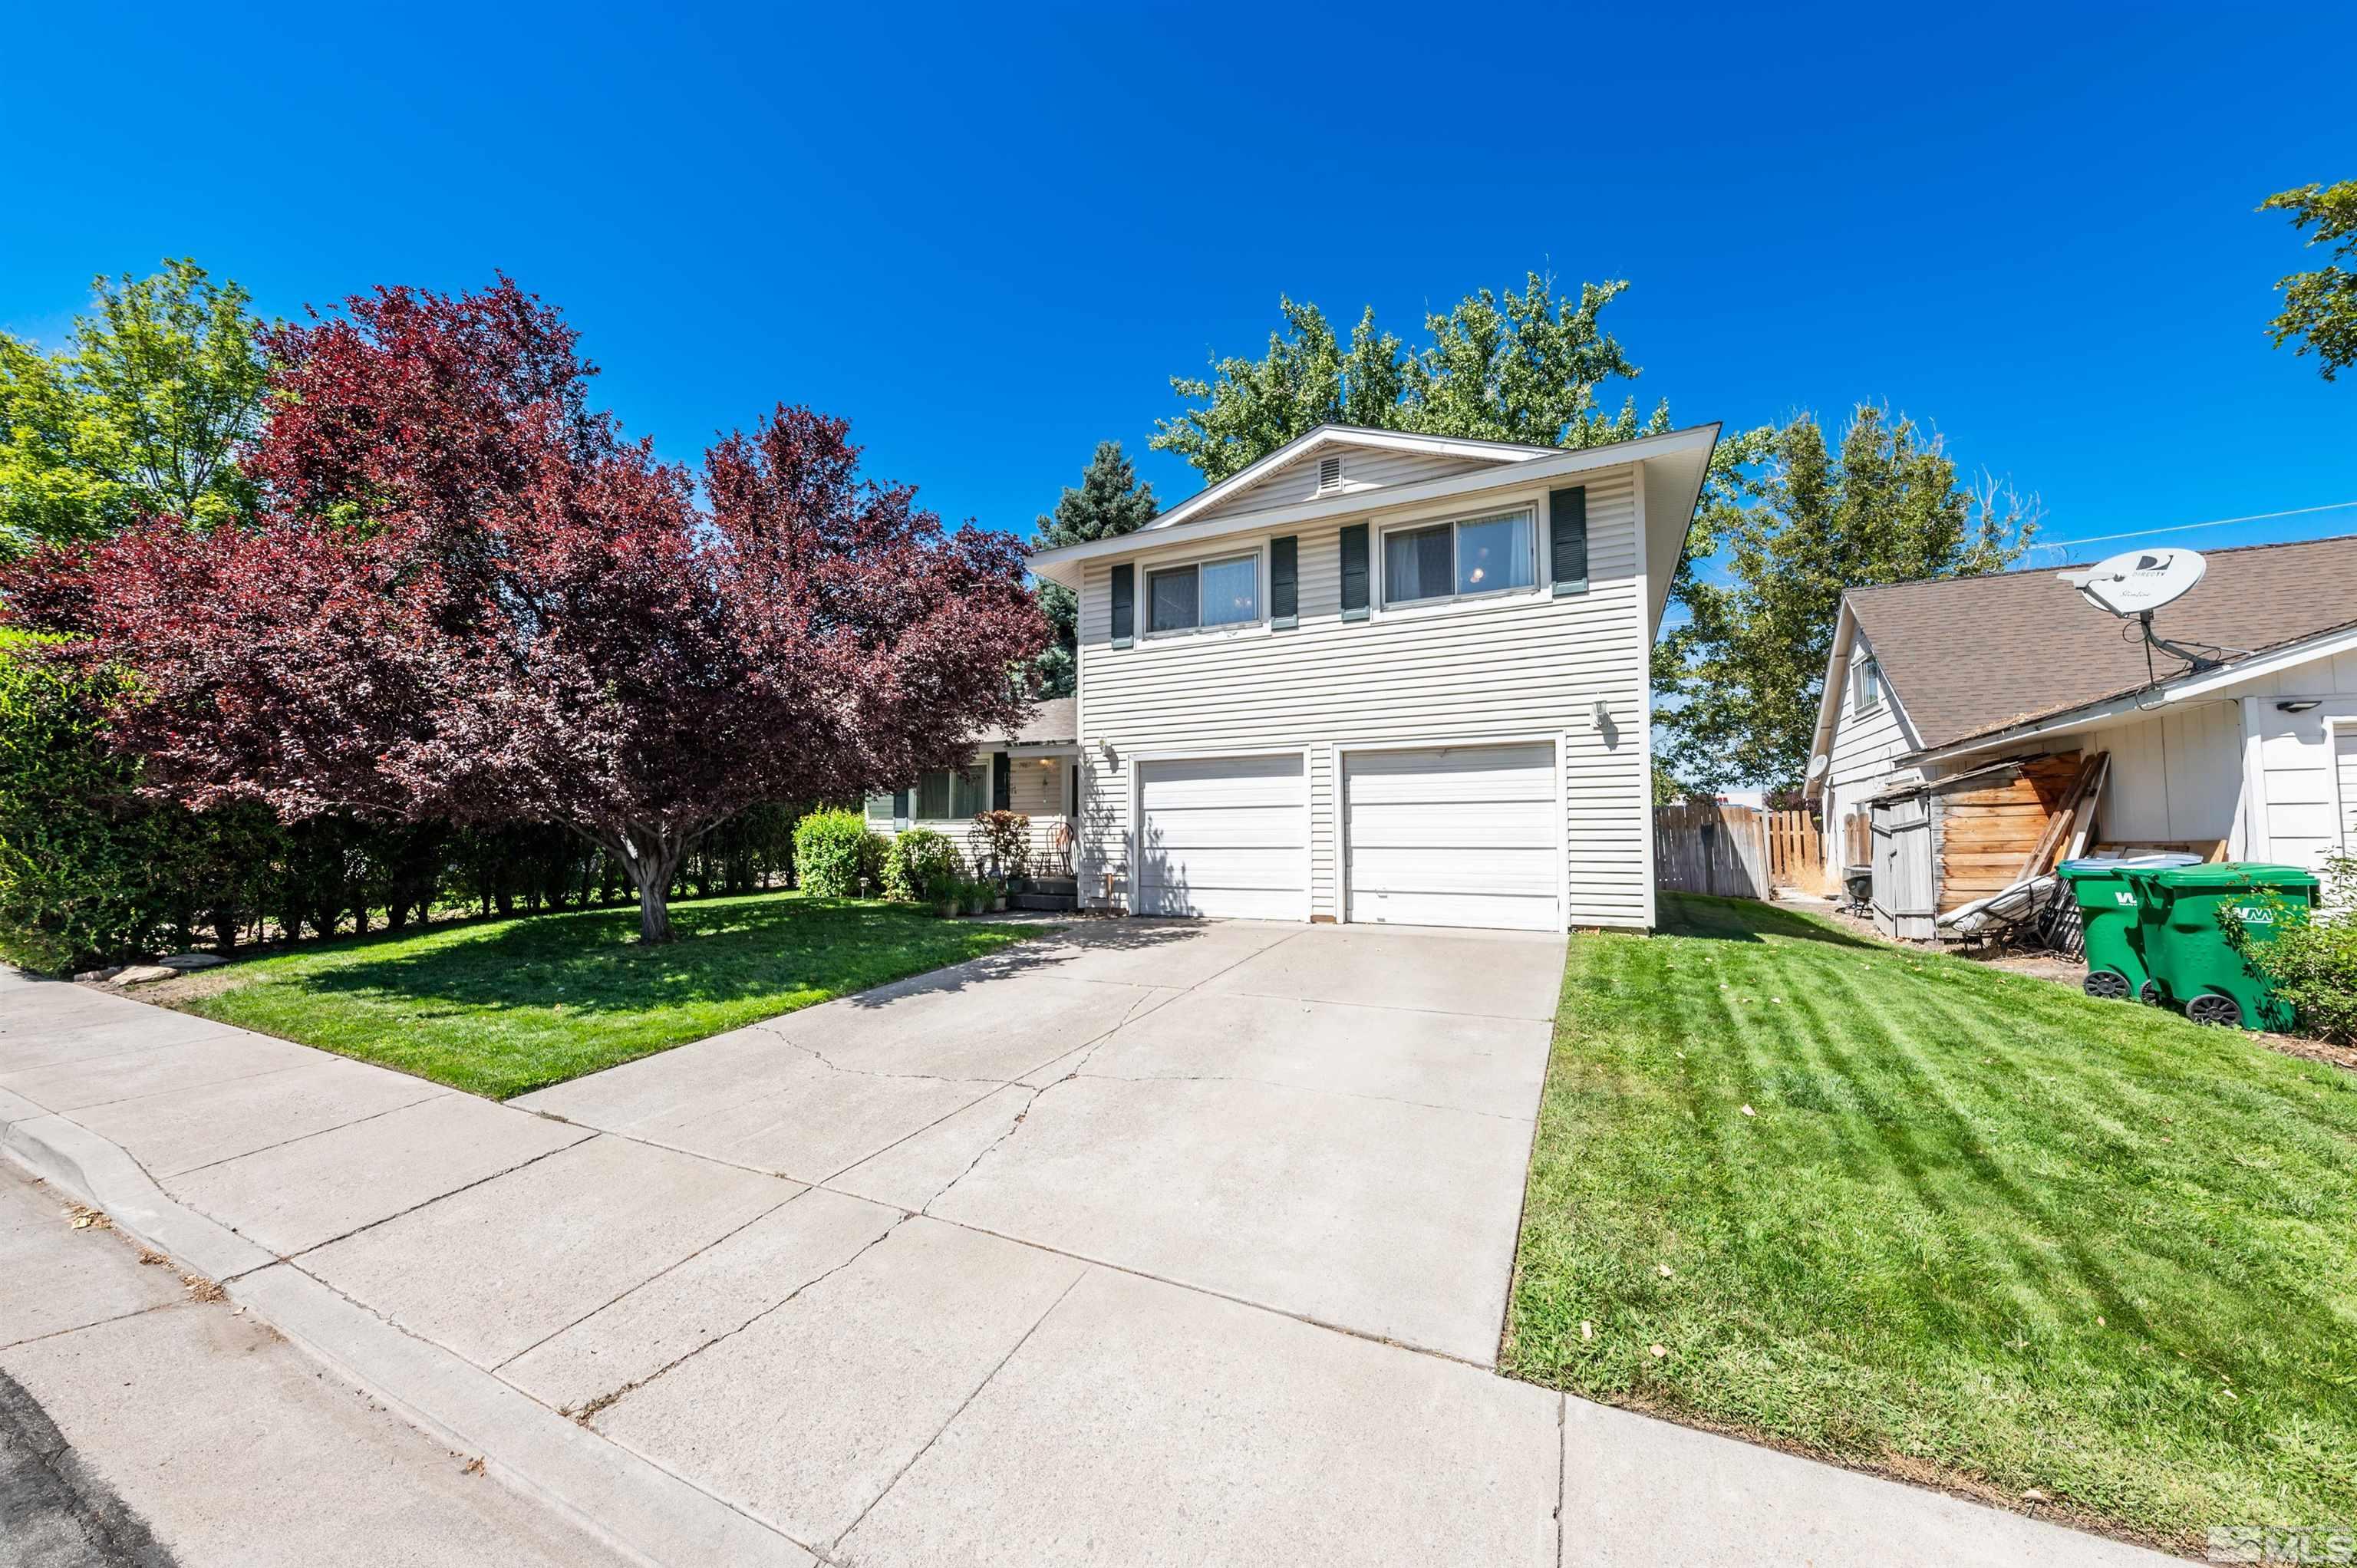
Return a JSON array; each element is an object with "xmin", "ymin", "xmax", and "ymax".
[
  {"xmin": 1136, "ymin": 754, "xmax": 1307, "ymax": 919},
  {"xmin": 1343, "ymin": 743, "xmax": 1561, "ymax": 931}
]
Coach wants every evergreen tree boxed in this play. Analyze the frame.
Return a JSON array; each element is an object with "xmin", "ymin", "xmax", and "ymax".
[{"xmin": 1030, "ymin": 440, "xmax": 1159, "ymax": 696}]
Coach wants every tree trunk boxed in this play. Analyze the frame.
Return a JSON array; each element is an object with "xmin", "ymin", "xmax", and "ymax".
[{"xmin": 611, "ymin": 832, "xmax": 686, "ymax": 945}]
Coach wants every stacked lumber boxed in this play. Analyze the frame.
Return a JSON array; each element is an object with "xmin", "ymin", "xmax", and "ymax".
[{"xmin": 1933, "ymin": 753, "xmax": 2090, "ymax": 914}]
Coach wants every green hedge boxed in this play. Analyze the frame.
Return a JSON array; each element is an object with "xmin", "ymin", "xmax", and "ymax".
[
  {"xmin": 793, "ymin": 809, "xmax": 884, "ymax": 898},
  {"xmin": 0, "ymin": 635, "xmax": 804, "ymax": 973}
]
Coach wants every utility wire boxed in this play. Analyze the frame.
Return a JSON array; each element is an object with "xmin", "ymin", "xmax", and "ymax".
[{"xmin": 2036, "ymin": 499, "xmax": 2357, "ymax": 552}]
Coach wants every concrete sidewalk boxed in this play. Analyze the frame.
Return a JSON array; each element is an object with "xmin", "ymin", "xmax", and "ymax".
[{"xmin": 1, "ymin": 943, "xmax": 2174, "ymax": 1567}]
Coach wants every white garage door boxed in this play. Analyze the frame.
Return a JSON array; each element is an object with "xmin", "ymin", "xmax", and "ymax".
[
  {"xmin": 1136, "ymin": 754, "xmax": 1307, "ymax": 919},
  {"xmin": 1344, "ymin": 743, "xmax": 1561, "ymax": 931}
]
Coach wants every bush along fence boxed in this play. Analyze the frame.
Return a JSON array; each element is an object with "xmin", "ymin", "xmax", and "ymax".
[{"xmin": 0, "ymin": 631, "xmax": 804, "ymax": 972}]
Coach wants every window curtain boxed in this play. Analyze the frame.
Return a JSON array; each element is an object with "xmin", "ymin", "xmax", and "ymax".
[
  {"xmin": 1385, "ymin": 525, "xmax": 1450, "ymax": 603},
  {"xmin": 1199, "ymin": 556, "xmax": 1258, "ymax": 625}
]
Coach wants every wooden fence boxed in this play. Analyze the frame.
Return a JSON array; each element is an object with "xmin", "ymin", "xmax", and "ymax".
[
  {"xmin": 1654, "ymin": 804, "xmax": 1772, "ymax": 900},
  {"xmin": 1765, "ymin": 809, "xmax": 1828, "ymax": 894}
]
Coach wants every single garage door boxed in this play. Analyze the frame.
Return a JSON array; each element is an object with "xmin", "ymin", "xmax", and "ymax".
[
  {"xmin": 1136, "ymin": 754, "xmax": 1307, "ymax": 919},
  {"xmin": 1344, "ymin": 743, "xmax": 1560, "ymax": 931}
]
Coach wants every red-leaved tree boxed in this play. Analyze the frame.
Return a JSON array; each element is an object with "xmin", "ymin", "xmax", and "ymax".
[{"xmin": 3, "ymin": 280, "xmax": 1045, "ymax": 942}]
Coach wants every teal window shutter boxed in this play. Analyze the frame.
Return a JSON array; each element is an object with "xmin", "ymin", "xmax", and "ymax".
[
  {"xmin": 1110, "ymin": 564, "xmax": 1134, "ymax": 647},
  {"xmin": 992, "ymin": 751, "xmax": 1012, "ymax": 810},
  {"xmin": 1548, "ymin": 486, "xmax": 1588, "ymax": 595},
  {"xmin": 1270, "ymin": 536, "xmax": 1298, "ymax": 628},
  {"xmin": 1339, "ymin": 524, "xmax": 1370, "ymax": 621}
]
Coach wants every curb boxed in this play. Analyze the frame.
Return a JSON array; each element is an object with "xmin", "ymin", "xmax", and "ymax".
[{"xmin": 2, "ymin": 1099, "xmax": 813, "ymax": 1568}]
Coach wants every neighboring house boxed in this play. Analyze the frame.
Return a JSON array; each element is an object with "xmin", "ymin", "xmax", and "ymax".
[
  {"xmin": 864, "ymin": 696, "xmax": 1082, "ymax": 884},
  {"xmin": 1025, "ymin": 422, "xmax": 1722, "ymax": 931},
  {"xmin": 1806, "ymin": 534, "xmax": 2357, "ymax": 937}
]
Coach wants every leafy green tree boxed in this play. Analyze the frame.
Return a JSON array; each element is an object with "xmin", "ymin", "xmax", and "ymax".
[
  {"xmin": 0, "ymin": 259, "xmax": 272, "ymax": 558},
  {"xmin": 1030, "ymin": 440, "xmax": 1159, "ymax": 695},
  {"xmin": 1653, "ymin": 407, "xmax": 2038, "ymax": 793},
  {"xmin": 2260, "ymin": 181, "xmax": 2357, "ymax": 381},
  {"xmin": 1152, "ymin": 274, "xmax": 1666, "ymax": 483}
]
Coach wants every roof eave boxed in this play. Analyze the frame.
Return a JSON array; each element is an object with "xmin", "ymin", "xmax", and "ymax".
[{"xmin": 1030, "ymin": 423, "xmax": 1726, "ymax": 588}]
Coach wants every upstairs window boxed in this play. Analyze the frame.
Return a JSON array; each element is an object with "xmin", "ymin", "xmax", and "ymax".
[
  {"xmin": 1146, "ymin": 553, "xmax": 1259, "ymax": 633},
  {"xmin": 1383, "ymin": 509, "xmax": 1535, "ymax": 605},
  {"xmin": 1853, "ymin": 654, "xmax": 1884, "ymax": 713}
]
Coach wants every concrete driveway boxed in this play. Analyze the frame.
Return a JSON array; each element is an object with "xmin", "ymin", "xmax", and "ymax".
[
  {"xmin": 519, "ymin": 918, "xmax": 1563, "ymax": 1365},
  {"xmin": 3, "ymin": 927, "xmax": 2169, "ymax": 1566}
]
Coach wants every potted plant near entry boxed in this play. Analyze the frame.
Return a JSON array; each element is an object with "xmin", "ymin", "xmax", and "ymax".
[
  {"xmin": 927, "ymin": 870, "xmax": 961, "ymax": 920},
  {"xmin": 991, "ymin": 875, "xmax": 1009, "ymax": 913},
  {"xmin": 964, "ymin": 879, "xmax": 991, "ymax": 917}
]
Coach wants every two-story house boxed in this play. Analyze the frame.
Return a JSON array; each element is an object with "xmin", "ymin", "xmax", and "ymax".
[{"xmin": 1026, "ymin": 422, "xmax": 1721, "ymax": 932}]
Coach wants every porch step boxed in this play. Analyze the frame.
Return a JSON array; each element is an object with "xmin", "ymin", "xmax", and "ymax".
[
  {"xmin": 1013, "ymin": 877, "xmax": 1077, "ymax": 896},
  {"xmin": 1008, "ymin": 891, "xmax": 1079, "ymax": 911}
]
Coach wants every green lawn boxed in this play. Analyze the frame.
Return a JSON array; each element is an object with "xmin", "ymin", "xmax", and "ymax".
[
  {"xmin": 1507, "ymin": 894, "xmax": 2357, "ymax": 1553},
  {"xmin": 168, "ymin": 891, "xmax": 1052, "ymax": 1099}
]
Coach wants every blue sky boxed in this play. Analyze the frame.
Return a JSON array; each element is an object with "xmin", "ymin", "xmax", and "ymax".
[{"xmin": 5, "ymin": 2, "xmax": 2352, "ymax": 566}]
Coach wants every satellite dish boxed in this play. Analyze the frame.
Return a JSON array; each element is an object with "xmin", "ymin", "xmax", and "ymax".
[
  {"xmin": 1805, "ymin": 753, "xmax": 1829, "ymax": 782},
  {"xmin": 2057, "ymin": 548, "xmax": 2206, "ymax": 618}
]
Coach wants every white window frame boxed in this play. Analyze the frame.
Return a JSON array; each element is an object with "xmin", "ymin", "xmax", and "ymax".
[
  {"xmin": 1141, "ymin": 547, "xmax": 1264, "ymax": 639},
  {"xmin": 1376, "ymin": 506, "xmax": 1539, "ymax": 611},
  {"xmin": 1853, "ymin": 653, "xmax": 1884, "ymax": 716}
]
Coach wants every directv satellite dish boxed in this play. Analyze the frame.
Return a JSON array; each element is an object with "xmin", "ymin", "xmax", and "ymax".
[
  {"xmin": 2057, "ymin": 548, "xmax": 2205, "ymax": 618},
  {"xmin": 1805, "ymin": 753, "xmax": 1829, "ymax": 782}
]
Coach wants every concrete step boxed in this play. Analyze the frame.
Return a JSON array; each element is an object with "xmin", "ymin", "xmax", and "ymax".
[{"xmin": 1008, "ymin": 891, "xmax": 1078, "ymax": 911}]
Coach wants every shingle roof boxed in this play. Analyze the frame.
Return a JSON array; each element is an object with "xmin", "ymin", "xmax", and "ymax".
[
  {"xmin": 995, "ymin": 694, "xmax": 1076, "ymax": 746},
  {"xmin": 1848, "ymin": 533, "xmax": 2357, "ymax": 751}
]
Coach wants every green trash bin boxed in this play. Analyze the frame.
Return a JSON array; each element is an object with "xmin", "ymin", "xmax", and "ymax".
[
  {"xmin": 2131, "ymin": 863, "xmax": 2321, "ymax": 1029},
  {"xmin": 2057, "ymin": 859, "xmax": 2161, "ymax": 1001}
]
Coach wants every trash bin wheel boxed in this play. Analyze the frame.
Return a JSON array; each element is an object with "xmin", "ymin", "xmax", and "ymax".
[
  {"xmin": 2082, "ymin": 970, "xmax": 2131, "ymax": 1001},
  {"xmin": 2185, "ymin": 993, "xmax": 2243, "ymax": 1028},
  {"xmin": 2137, "ymin": 980, "xmax": 2167, "ymax": 1007}
]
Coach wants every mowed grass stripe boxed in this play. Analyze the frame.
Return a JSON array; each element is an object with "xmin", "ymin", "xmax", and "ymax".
[
  {"xmin": 164, "ymin": 891, "xmax": 1054, "ymax": 1100},
  {"xmin": 1507, "ymin": 893, "xmax": 2357, "ymax": 1550}
]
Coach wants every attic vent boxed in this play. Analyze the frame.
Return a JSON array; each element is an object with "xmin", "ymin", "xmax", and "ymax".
[{"xmin": 1317, "ymin": 455, "xmax": 1343, "ymax": 492}]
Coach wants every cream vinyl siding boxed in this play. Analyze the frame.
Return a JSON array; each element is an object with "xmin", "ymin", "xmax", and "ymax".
[
  {"xmin": 1343, "ymin": 743, "xmax": 1558, "ymax": 930},
  {"xmin": 1076, "ymin": 466, "xmax": 1650, "ymax": 927},
  {"xmin": 1162, "ymin": 446, "xmax": 1502, "ymax": 528},
  {"xmin": 2338, "ymin": 729, "xmax": 2357, "ymax": 852},
  {"xmin": 1135, "ymin": 755, "xmax": 1308, "ymax": 918},
  {"xmin": 1821, "ymin": 632, "xmax": 1913, "ymax": 862}
]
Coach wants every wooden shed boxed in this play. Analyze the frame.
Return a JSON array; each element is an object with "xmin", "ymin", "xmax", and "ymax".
[{"xmin": 1866, "ymin": 752, "xmax": 2095, "ymax": 939}]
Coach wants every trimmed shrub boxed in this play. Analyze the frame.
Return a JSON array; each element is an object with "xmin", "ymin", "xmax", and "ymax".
[
  {"xmin": 2233, "ymin": 849, "xmax": 2357, "ymax": 1044},
  {"xmin": 882, "ymin": 828, "xmax": 965, "ymax": 903},
  {"xmin": 794, "ymin": 809, "xmax": 883, "ymax": 898}
]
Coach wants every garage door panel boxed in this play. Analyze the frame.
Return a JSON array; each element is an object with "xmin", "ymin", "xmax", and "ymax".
[
  {"xmin": 1138, "ymin": 755, "xmax": 1307, "ymax": 921},
  {"xmin": 1343, "ymin": 800, "xmax": 1555, "ymax": 852},
  {"xmin": 1138, "ymin": 810, "xmax": 1305, "ymax": 851},
  {"xmin": 1350, "ymin": 848, "xmax": 1561, "ymax": 898},
  {"xmin": 1344, "ymin": 744, "xmax": 1560, "ymax": 931},
  {"xmin": 1350, "ymin": 888, "xmax": 1559, "ymax": 928}
]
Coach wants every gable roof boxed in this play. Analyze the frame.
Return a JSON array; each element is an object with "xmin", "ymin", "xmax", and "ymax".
[
  {"xmin": 1141, "ymin": 424, "xmax": 1551, "ymax": 535},
  {"xmin": 1837, "ymin": 533, "xmax": 2357, "ymax": 755},
  {"xmin": 1028, "ymin": 423, "xmax": 1724, "ymax": 640}
]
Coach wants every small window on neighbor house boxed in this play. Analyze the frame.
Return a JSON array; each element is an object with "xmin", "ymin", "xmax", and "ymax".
[
  {"xmin": 1854, "ymin": 656, "xmax": 1884, "ymax": 713},
  {"xmin": 1147, "ymin": 554, "xmax": 1258, "ymax": 632},
  {"xmin": 1317, "ymin": 454, "xmax": 1343, "ymax": 492}
]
